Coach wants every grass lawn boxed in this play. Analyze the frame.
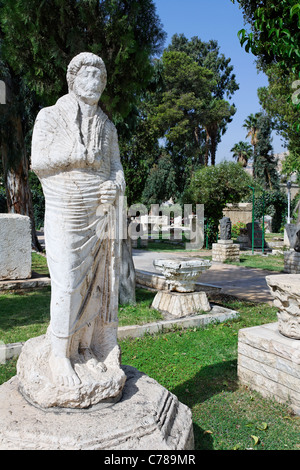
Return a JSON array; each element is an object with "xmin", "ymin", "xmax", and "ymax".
[
  {"xmin": 224, "ymin": 253, "xmax": 285, "ymax": 272},
  {"xmin": 0, "ymin": 287, "xmax": 162, "ymax": 345},
  {"xmin": 120, "ymin": 295, "xmax": 300, "ymax": 450},
  {"xmin": 143, "ymin": 240, "xmax": 186, "ymax": 251},
  {"xmin": 0, "ymin": 252, "xmax": 299, "ymax": 450},
  {"xmin": 31, "ymin": 251, "xmax": 49, "ymax": 276},
  {"xmin": 1, "ymin": 286, "xmax": 299, "ymax": 450}
]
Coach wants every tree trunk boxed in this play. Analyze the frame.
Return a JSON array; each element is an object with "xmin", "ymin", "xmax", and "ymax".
[
  {"xmin": 1, "ymin": 112, "xmax": 42, "ymax": 252},
  {"xmin": 209, "ymin": 124, "xmax": 218, "ymax": 166},
  {"xmin": 204, "ymin": 129, "xmax": 210, "ymax": 166}
]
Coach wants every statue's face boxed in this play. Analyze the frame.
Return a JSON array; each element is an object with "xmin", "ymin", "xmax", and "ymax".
[{"xmin": 73, "ymin": 65, "xmax": 103, "ymax": 105}]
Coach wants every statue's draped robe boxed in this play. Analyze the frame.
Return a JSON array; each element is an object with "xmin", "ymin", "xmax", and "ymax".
[{"xmin": 31, "ymin": 93, "xmax": 125, "ymax": 339}]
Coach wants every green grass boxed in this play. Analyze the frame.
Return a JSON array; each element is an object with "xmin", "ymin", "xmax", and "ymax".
[
  {"xmin": 1, "ymin": 293, "xmax": 299, "ymax": 450},
  {"xmin": 142, "ymin": 240, "xmax": 186, "ymax": 251},
  {"xmin": 1, "ymin": 253, "xmax": 299, "ymax": 450},
  {"xmin": 224, "ymin": 253, "xmax": 284, "ymax": 272},
  {"xmin": 0, "ymin": 287, "xmax": 51, "ymax": 344},
  {"xmin": 0, "ymin": 287, "xmax": 160, "ymax": 345},
  {"xmin": 119, "ymin": 296, "xmax": 300, "ymax": 450},
  {"xmin": 119, "ymin": 288, "xmax": 163, "ymax": 326},
  {"xmin": 31, "ymin": 252, "xmax": 49, "ymax": 276}
]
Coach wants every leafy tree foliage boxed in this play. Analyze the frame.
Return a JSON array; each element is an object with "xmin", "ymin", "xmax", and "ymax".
[
  {"xmin": 149, "ymin": 49, "xmax": 214, "ymax": 192},
  {"xmin": 257, "ymin": 64, "xmax": 300, "ymax": 180},
  {"xmin": 203, "ymin": 98, "xmax": 236, "ymax": 166},
  {"xmin": 242, "ymin": 112, "xmax": 262, "ymax": 156},
  {"xmin": 254, "ymin": 190, "xmax": 288, "ymax": 232},
  {"xmin": 141, "ymin": 151, "xmax": 178, "ymax": 207},
  {"xmin": 0, "ymin": 0, "xmax": 166, "ymax": 225},
  {"xmin": 119, "ymin": 102, "xmax": 161, "ymax": 206},
  {"xmin": 253, "ymin": 114, "xmax": 280, "ymax": 191},
  {"xmin": 232, "ymin": 0, "xmax": 300, "ymax": 77},
  {"xmin": 166, "ymin": 34, "xmax": 238, "ymax": 167},
  {"xmin": 167, "ymin": 34, "xmax": 239, "ymax": 100},
  {"xmin": 0, "ymin": 49, "xmax": 42, "ymax": 248},
  {"xmin": 0, "ymin": 0, "xmax": 166, "ymax": 121},
  {"xmin": 184, "ymin": 161, "xmax": 253, "ymax": 231}
]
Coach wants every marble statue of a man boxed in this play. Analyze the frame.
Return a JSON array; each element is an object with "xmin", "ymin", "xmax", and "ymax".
[{"xmin": 17, "ymin": 53, "xmax": 126, "ymax": 409}]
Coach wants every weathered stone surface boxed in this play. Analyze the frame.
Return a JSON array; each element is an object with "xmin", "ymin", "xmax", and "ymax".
[
  {"xmin": 135, "ymin": 269, "xmax": 220, "ymax": 294},
  {"xmin": 246, "ymin": 221, "xmax": 269, "ymax": 250},
  {"xmin": 119, "ymin": 230, "xmax": 136, "ymax": 305},
  {"xmin": 153, "ymin": 258, "xmax": 211, "ymax": 293},
  {"xmin": 236, "ymin": 234, "xmax": 250, "ymax": 249},
  {"xmin": 266, "ymin": 274, "xmax": 300, "ymax": 339},
  {"xmin": 219, "ymin": 216, "xmax": 232, "ymax": 240},
  {"xmin": 0, "ymin": 214, "xmax": 31, "ymax": 280},
  {"xmin": 0, "ymin": 366, "xmax": 194, "ymax": 450},
  {"xmin": 223, "ymin": 202, "xmax": 253, "ymax": 226},
  {"xmin": 21, "ymin": 52, "xmax": 126, "ymax": 409},
  {"xmin": 284, "ymin": 251, "xmax": 300, "ymax": 274},
  {"xmin": 0, "ymin": 273, "xmax": 50, "ymax": 292},
  {"xmin": 294, "ymin": 230, "xmax": 300, "ymax": 252},
  {"xmin": 284, "ymin": 223, "xmax": 300, "ymax": 248},
  {"xmin": 151, "ymin": 290, "xmax": 211, "ymax": 317},
  {"xmin": 212, "ymin": 242, "xmax": 240, "ymax": 262},
  {"xmin": 238, "ymin": 322, "xmax": 300, "ymax": 416},
  {"xmin": 17, "ymin": 329, "xmax": 126, "ymax": 409}
]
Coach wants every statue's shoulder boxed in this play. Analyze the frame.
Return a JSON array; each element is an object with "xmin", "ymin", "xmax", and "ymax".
[
  {"xmin": 35, "ymin": 94, "xmax": 76, "ymax": 129},
  {"xmin": 35, "ymin": 102, "xmax": 57, "ymax": 122}
]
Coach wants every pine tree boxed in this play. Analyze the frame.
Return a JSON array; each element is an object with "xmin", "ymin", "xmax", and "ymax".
[{"xmin": 141, "ymin": 151, "xmax": 178, "ymax": 206}]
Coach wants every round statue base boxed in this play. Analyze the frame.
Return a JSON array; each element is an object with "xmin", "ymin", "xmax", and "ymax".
[{"xmin": 0, "ymin": 365, "xmax": 194, "ymax": 450}]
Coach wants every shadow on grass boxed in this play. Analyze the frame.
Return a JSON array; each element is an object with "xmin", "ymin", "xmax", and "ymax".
[
  {"xmin": 171, "ymin": 359, "xmax": 238, "ymax": 450},
  {"xmin": 0, "ymin": 287, "xmax": 50, "ymax": 332}
]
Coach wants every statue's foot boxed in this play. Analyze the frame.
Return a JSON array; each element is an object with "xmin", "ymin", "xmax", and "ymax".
[
  {"xmin": 104, "ymin": 344, "xmax": 121, "ymax": 368},
  {"xmin": 79, "ymin": 347, "xmax": 107, "ymax": 373},
  {"xmin": 49, "ymin": 353, "xmax": 81, "ymax": 387}
]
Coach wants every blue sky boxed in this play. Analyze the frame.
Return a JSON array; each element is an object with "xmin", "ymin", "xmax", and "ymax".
[{"xmin": 154, "ymin": 0, "xmax": 288, "ymax": 163}]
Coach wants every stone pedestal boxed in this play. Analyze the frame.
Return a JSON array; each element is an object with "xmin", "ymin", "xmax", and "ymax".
[
  {"xmin": 238, "ymin": 274, "xmax": 300, "ymax": 415},
  {"xmin": 212, "ymin": 240, "xmax": 240, "ymax": 262},
  {"xmin": 238, "ymin": 323, "xmax": 300, "ymax": 416},
  {"xmin": 284, "ymin": 251, "xmax": 300, "ymax": 274},
  {"xmin": 151, "ymin": 290, "xmax": 211, "ymax": 318},
  {"xmin": 0, "ymin": 214, "xmax": 31, "ymax": 280},
  {"xmin": 0, "ymin": 366, "xmax": 194, "ymax": 450}
]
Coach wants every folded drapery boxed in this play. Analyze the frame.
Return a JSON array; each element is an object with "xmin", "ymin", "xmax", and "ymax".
[{"xmin": 31, "ymin": 92, "xmax": 125, "ymax": 340}]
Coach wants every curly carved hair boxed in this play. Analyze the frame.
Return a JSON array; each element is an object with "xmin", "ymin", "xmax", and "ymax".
[{"xmin": 67, "ymin": 52, "xmax": 107, "ymax": 92}]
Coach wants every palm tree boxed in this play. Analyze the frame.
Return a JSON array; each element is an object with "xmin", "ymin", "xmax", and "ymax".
[
  {"xmin": 231, "ymin": 141, "xmax": 253, "ymax": 167},
  {"xmin": 243, "ymin": 112, "xmax": 262, "ymax": 156}
]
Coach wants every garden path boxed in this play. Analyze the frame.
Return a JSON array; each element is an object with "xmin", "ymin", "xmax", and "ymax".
[{"xmin": 132, "ymin": 249, "xmax": 282, "ymax": 304}]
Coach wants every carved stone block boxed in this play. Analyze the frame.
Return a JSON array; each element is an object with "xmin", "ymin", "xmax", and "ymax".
[
  {"xmin": 0, "ymin": 214, "xmax": 31, "ymax": 280},
  {"xmin": 266, "ymin": 274, "xmax": 300, "ymax": 340},
  {"xmin": 238, "ymin": 322, "xmax": 300, "ymax": 416},
  {"xmin": 153, "ymin": 258, "xmax": 211, "ymax": 293}
]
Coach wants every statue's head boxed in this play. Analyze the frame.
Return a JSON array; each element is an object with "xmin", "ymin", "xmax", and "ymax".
[{"xmin": 67, "ymin": 52, "xmax": 107, "ymax": 105}]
